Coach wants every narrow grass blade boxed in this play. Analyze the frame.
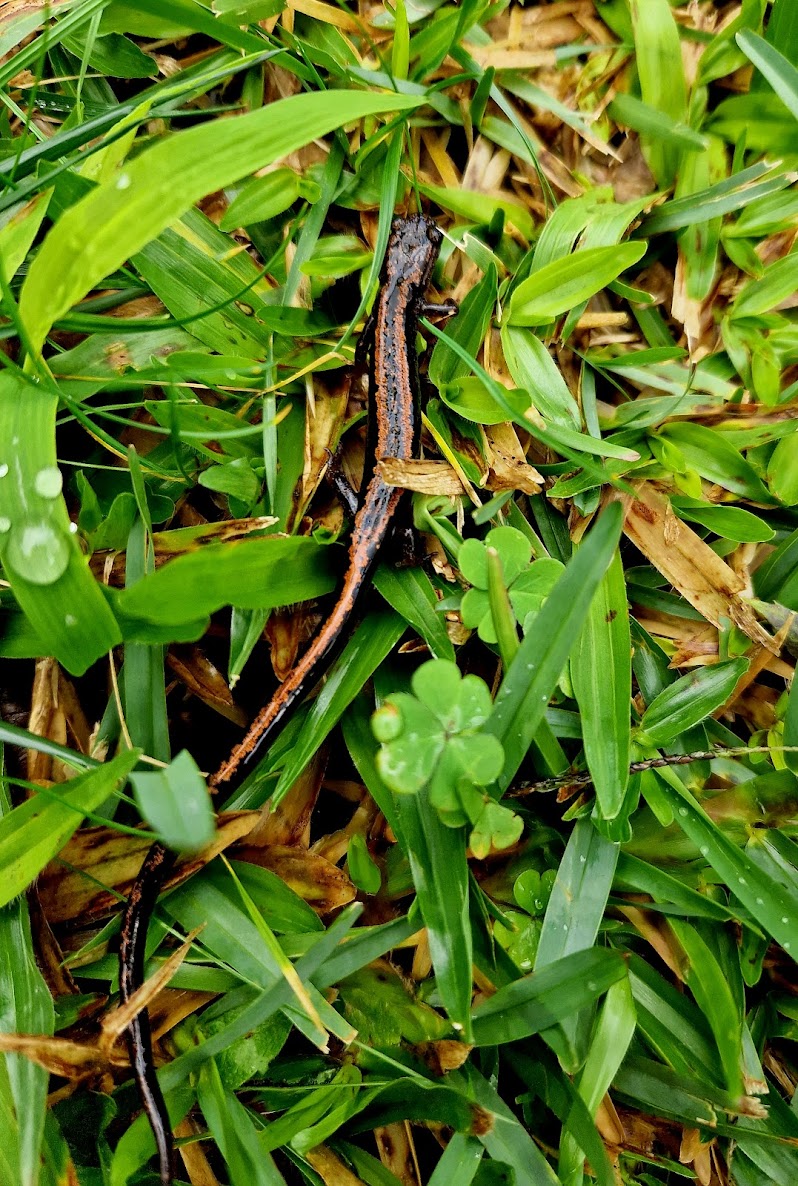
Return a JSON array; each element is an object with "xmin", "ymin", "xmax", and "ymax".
[
  {"xmin": 392, "ymin": 790, "xmax": 472, "ymax": 1040},
  {"xmin": 486, "ymin": 503, "xmax": 623, "ymax": 791},
  {"xmin": 737, "ymin": 30, "xmax": 798, "ymax": 119},
  {"xmin": 471, "ymin": 948, "xmax": 626, "ymax": 1046},
  {"xmin": 0, "ymin": 748, "xmax": 140, "ymax": 909},
  {"xmin": 571, "ymin": 550, "xmax": 631, "ymax": 822},
  {"xmin": 0, "ymin": 768, "xmax": 54, "ymax": 1186}
]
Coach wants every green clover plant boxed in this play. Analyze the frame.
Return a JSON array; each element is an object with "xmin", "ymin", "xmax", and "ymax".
[
  {"xmin": 459, "ymin": 526, "xmax": 563, "ymax": 644},
  {"xmin": 372, "ymin": 659, "xmax": 522, "ymax": 858}
]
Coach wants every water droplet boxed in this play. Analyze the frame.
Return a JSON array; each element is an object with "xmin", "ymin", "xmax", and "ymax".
[
  {"xmin": 5, "ymin": 520, "xmax": 69, "ymax": 585},
  {"xmin": 579, "ymin": 855, "xmax": 587, "ymax": 863},
  {"xmin": 785, "ymin": 942, "xmax": 791, "ymax": 951},
  {"xmin": 116, "ymin": 172, "xmax": 131, "ymax": 190},
  {"xmin": 12, "ymin": 437, "xmax": 19, "ymax": 447},
  {"xmin": 69, "ymin": 521, "xmax": 78, "ymax": 534},
  {"xmin": 0, "ymin": 464, "xmax": 8, "ymax": 478},
  {"xmin": 782, "ymin": 917, "xmax": 789, "ymax": 925},
  {"xmin": 64, "ymin": 613, "xmax": 77, "ymax": 627},
  {"xmin": 34, "ymin": 466, "xmax": 62, "ymax": 499},
  {"xmin": 700, "ymin": 846, "xmax": 709, "ymax": 856},
  {"xmin": 756, "ymin": 898, "xmax": 764, "ymax": 906},
  {"xmin": 738, "ymin": 877, "xmax": 746, "ymax": 886},
  {"xmin": 562, "ymin": 923, "xmax": 568, "ymax": 932},
  {"xmin": 587, "ymin": 981, "xmax": 597, "ymax": 992},
  {"xmin": 0, "ymin": 517, "xmax": 9, "ymax": 533},
  {"xmin": 679, "ymin": 807, "xmax": 688, "ymax": 816},
  {"xmin": 526, "ymin": 663, "xmax": 534, "ymax": 671}
]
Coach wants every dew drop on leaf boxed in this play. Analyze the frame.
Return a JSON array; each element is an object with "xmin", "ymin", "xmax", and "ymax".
[
  {"xmin": 6, "ymin": 520, "xmax": 70, "ymax": 585},
  {"xmin": 34, "ymin": 466, "xmax": 63, "ymax": 499}
]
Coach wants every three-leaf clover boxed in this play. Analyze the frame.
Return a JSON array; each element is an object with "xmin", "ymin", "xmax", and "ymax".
[
  {"xmin": 459, "ymin": 526, "xmax": 563, "ymax": 644},
  {"xmin": 372, "ymin": 660, "xmax": 522, "ymax": 858}
]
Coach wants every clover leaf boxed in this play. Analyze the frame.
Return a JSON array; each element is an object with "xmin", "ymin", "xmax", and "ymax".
[
  {"xmin": 459, "ymin": 526, "xmax": 564, "ymax": 644},
  {"xmin": 372, "ymin": 660, "xmax": 522, "ymax": 856}
]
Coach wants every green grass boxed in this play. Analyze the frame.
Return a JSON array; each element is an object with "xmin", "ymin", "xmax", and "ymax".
[{"xmin": 1, "ymin": 1, "xmax": 798, "ymax": 1184}]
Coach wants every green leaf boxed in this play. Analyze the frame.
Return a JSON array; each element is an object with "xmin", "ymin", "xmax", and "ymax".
[
  {"xmin": 767, "ymin": 432, "xmax": 798, "ymax": 504},
  {"xmin": 505, "ymin": 243, "xmax": 647, "ymax": 326},
  {"xmin": 113, "ymin": 535, "xmax": 336, "ymax": 624},
  {"xmin": 639, "ymin": 161, "xmax": 792, "ymax": 235},
  {"xmin": 269, "ymin": 611, "xmax": 408, "ymax": 804},
  {"xmin": 198, "ymin": 458, "xmax": 262, "ymax": 506},
  {"xmin": 419, "ymin": 181, "xmax": 535, "ymax": 240},
  {"xmin": 536, "ymin": 819, "xmax": 619, "ymax": 973},
  {"xmin": 0, "ymin": 772, "xmax": 55, "ymax": 1186},
  {"xmin": 219, "ymin": 167, "xmax": 302, "ymax": 231},
  {"xmin": 731, "ymin": 251, "xmax": 798, "ymax": 318},
  {"xmin": 558, "ymin": 977, "xmax": 636, "ymax": 1186},
  {"xmin": 668, "ymin": 918, "xmax": 744, "ymax": 1097},
  {"xmin": 659, "ymin": 422, "xmax": 773, "ymax": 501},
  {"xmin": 607, "ymin": 92, "xmax": 707, "ymax": 150},
  {"xmin": 653, "ymin": 774, "xmax": 798, "ymax": 957},
  {"xmin": 429, "ymin": 264, "xmax": 497, "ymax": 388},
  {"xmin": 470, "ymin": 948, "xmax": 626, "ymax": 1046},
  {"xmin": 347, "ymin": 833, "xmax": 382, "ymax": 895},
  {"xmin": 0, "ymin": 373, "xmax": 122, "ymax": 675},
  {"xmin": 670, "ymin": 498, "xmax": 775, "ymax": 543},
  {"xmin": 736, "ymin": 29, "xmax": 798, "ymax": 120},
  {"xmin": 392, "ymin": 788, "xmax": 473, "ymax": 1039},
  {"xmin": 486, "ymin": 503, "xmax": 624, "ymax": 791},
  {"xmin": 629, "ymin": 0, "xmax": 687, "ymax": 185},
  {"xmin": 130, "ymin": 749, "xmax": 215, "ymax": 852},
  {"xmin": 19, "ymin": 89, "xmax": 420, "ymax": 352},
  {"xmin": 638, "ymin": 659, "xmax": 748, "ymax": 747},
  {"xmin": 373, "ymin": 564, "xmax": 455, "ymax": 661},
  {"xmin": 499, "ymin": 326, "xmax": 581, "ymax": 428},
  {"xmin": 570, "ymin": 550, "xmax": 631, "ymax": 821},
  {"xmin": 0, "ymin": 191, "xmax": 51, "ymax": 281},
  {"xmin": 784, "ymin": 663, "xmax": 798, "ymax": 776},
  {"xmin": 0, "ymin": 748, "xmax": 141, "ymax": 909}
]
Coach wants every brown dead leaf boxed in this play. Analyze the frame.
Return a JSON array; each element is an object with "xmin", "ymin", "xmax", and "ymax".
[
  {"xmin": 304, "ymin": 381, "xmax": 352, "ymax": 518},
  {"xmin": 246, "ymin": 747, "xmax": 325, "ymax": 847},
  {"xmin": 305, "ymin": 1145, "xmax": 369, "ymax": 1185},
  {"xmin": 375, "ymin": 1124, "xmax": 420, "ymax": 1186},
  {"xmin": 484, "ymin": 421, "xmax": 543, "ymax": 494},
  {"xmin": 0, "ymin": 1032, "xmax": 114, "ymax": 1080},
  {"xmin": 39, "ymin": 812, "xmax": 258, "ymax": 925},
  {"xmin": 233, "ymin": 844, "xmax": 356, "ymax": 912},
  {"xmin": 100, "ymin": 928, "xmax": 200, "ymax": 1054},
  {"xmin": 167, "ymin": 645, "xmax": 248, "ymax": 726},
  {"xmin": 613, "ymin": 483, "xmax": 777, "ymax": 653},
  {"xmin": 595, "ymin": 1092, "xmax": 625, "ymax": 1146},
  {"xmin": 618, "ymin": 906, "xmax": 682, "ymax": 978},
  {"xmin": 377, "ymin": 457, "xmax": 464, "ymax": 496},
  {"xmin": 415, "ymin": 1038, "xmax": 472, "ymax": 1075}
]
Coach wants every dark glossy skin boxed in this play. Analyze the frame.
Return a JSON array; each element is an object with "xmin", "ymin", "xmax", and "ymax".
[
  {"xmin": 211, "ymin": 214, "xmax": 444, "ymax": 791},
  {"xmin": 119, "ymin": 214, "xmax": 448, "ymax": 1186},
  {"xmin": 118, "ymin": 840, "xmax": 175, "ymax": 1185}
]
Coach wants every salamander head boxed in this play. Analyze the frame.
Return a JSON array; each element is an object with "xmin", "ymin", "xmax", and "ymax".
[{"xmin": 385, "ymin": 214, "xmax": 443, "ymax": 289}]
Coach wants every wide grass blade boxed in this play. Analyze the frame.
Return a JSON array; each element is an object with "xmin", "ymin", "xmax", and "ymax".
[
  {"xmin": 0, "ymin": 373, "xmax": 121, "ymax": 674},
  {"xmin": 19, "ymin": 90, "xmax": 420, "ymax": 353}
]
